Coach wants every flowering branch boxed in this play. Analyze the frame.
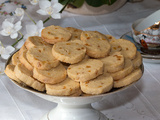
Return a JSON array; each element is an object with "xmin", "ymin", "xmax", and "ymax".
[
  {"xmin": 43, "ymin": 16, "xmax": 51, "ymax": 24},
  {"xmin": 0, "ymin": 41, "xmax": 4, "ymax": 48},
  {"xmin": 59, "ymin": 0, "xmax": 72, "ymax": 13},
  {"xmin": 12, "ymin": 34, "xmax": 24, "ymax": 47},
  {"xmin": 25, "ymin": 11, "xmax": 36, "ymax": 24},
  {"xmin": 0, "ymin": 0, "xmax": 77, "ymax": 75},
  {"xmin": 0, "ymin": 0, "xmax": 67, "ymax": 74},
  {"xmin": 42, "ymin": 0, "xmax": 70, "ymax": 24}
]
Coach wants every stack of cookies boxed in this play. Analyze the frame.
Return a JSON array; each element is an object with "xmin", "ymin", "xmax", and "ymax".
[{"xmin": 5, "ymin": 25, "xmax": 143, "ymax": 96}]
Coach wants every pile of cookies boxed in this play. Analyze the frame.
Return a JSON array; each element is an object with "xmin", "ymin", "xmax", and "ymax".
[{"xmin": 5, "ymin": 25, "xmax": 143, "ymax": 96}]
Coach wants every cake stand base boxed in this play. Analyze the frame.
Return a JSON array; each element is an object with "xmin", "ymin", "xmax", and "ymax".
[{"xmin": 40, "ymin": 103, "xmax": 107, "ymax": 120}]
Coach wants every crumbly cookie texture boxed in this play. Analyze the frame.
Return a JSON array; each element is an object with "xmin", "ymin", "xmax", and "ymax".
[
  {"xmin": 45, "ymin": 77, "xmax": 80, "ymax": 96},
  {"xmin": 14, "ymin": 63, "xmax": 45, "ymax": 91},
  {"xmin": 65, "ymin": 27, "xmax": 83, "ymax": 40},
  {"xmin": 105, "ymin": 34, "xmax": 116, "ymax": 42},
  {"xmin": 110, "ymin": 39, "xmax": 137, "ymax": 59},
  {"xmin": 52, "ymin": 41, "xmax": 86, "ymax": 64},
  {"xmin": 114, "ymin": 68, "xmax": 142, "ymax": 88},
  {"xmin": 100, "ymin": 52, "xmax": 125, "ymax": 73},
  {"xmin": 67, "ymin": 59, "xmax": 104, "ymax": 82},
  {"xmin": 25, "ymin": 36, "xmax": 51, "ymax": 50},
  {"xmin": 11, "ymin": 51, "xmax": 20, "ymax": 65},
  {"xmin": 19, "ymin": 49, "xmax": 33, "ymax": 71},
  {"xmin": 110, "ymin": 59, "xmax": 134, "ymax": 80},
  {"xmin": 41, "ymin": 25, "xmax": 72, "ymax": 44},
  {"xmin": 26, "ymin": 46, "xmax": 59, "ymax": 70},
  {"xmin": 80, "ymin": 72, "xmax": 113, "ymax": 95},
  {"xmin": 33, "ymin": 63, "xmax": 67, "ymax": 84},
  {"xmin": 19, "ymin": 44, "xmax": 27, "ymax": 55},
  {"xmin": 132, "ymin": 51, "xmax": 142, "ymax": 69},
  {"xmin": 81, "ymin": 31, "xmax": 108, "ymax": 41},
  {"xmin": 81, "ymin": 31, "xmax": 111, "ymax": 58},
  {"xmin": 5, "ymin": 64, "xmax": 22, "ymax": 84},
  {"xmin": 5, "ymin": 25, "xmax": 143, "ymax": 96}
]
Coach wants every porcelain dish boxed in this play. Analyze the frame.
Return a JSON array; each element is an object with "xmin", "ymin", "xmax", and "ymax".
[
  {"xmin": 5, "ymin": 51, "xmax": 144, "ymax": 120},
  {"xmin": 131, "ymin": 18, "xmax": 160, "ymax": 55},
  {"xmin": 121, "ymin": 31, "xmax": 160, "ymax": 63}
]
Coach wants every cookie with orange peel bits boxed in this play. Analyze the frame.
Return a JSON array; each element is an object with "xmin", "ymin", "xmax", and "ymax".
[{"xmin": 41, "ymin": 25, "xmax": 71, "ymax": 44}]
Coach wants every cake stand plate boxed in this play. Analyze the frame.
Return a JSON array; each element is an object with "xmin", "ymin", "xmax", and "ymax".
[
  {"xmin": 9, "ymin": 77, "xmax": 143, "ymax": 120},
  {"xmin": 5, "ymin": 52, "xmax": 144, "ymax": 120}
]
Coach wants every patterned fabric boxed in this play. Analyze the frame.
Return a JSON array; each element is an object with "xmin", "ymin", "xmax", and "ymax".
[{"xmin": 0, "ymin": 0, "xmax": 26, "ymax": 16}]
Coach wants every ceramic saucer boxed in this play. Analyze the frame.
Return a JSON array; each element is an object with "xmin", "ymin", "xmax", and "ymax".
[{"xmin": 121, "ymin": 32, "xmax": 160, "ymax": 63}]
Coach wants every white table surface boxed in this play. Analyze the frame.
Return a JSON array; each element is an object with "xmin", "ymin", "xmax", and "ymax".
[{"xmin": 0, "ymin": 0, "xmax": 160, "ymax": 120}]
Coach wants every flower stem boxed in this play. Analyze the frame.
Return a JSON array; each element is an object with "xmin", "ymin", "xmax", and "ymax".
[
  {"xmin": 12, "ymin": 35, "xmax": 24, "ymax": 47},
  {"xmin": 25, "ymin": 11, "xmax": 36, "ymax": 25},
  {"xmin": 0, "ymin": 41, "xmax": 4, "ymax": 48},
  {"xmin": 43, "ymin": 16, "xmax": 51, "ymax": 24},
  {"xmin": 59, "ymin": 0, "xmax": 72, "ymax": 13},
  {"xmin": 18, "ymin": 31, "xmax": 23, "ymax": 37}
]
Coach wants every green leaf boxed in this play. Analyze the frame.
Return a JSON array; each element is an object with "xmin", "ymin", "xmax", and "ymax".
[
  {"xmin": 85, "ymin": 0, "xmax": 117, "ymax": 7},
  {"xmin": 59, "ymin": 0, "xmax": 117, "ymax": 8},
  {"xmin": 58, "ymin": 0, "xmax": 71, "ymax": 5},
  {"xmin": 106, "ymin": 0, "xmax": 117, "ymax": 5},
  {"xmin": 58, "ymin": 0, "xmax": 85, "ymax": 8},
  {"xmin": 71, "ymin": 0, "xmax": 85, "ymax": 8}
]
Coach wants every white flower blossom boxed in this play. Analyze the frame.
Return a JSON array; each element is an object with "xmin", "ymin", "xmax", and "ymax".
[
  {"xmin": 24, "ymin": 20, "xmax": 44, "ymax": 39},
  {"xmin": 37, "ymin": 0, "xmax": 63, "ymax": 19},
  {"xmin": 15, "ymin": 8, "xmax": 25, "ymax": 20},
  {"xmin": 0, "ymin": 41, "xmax": 15, "ymax": 60},
  {"xmin": 0, "ymin": 18, "xmax": 22, "ymax": 39},
  {"xmin": 29, "ymin": 0, "xmax": 39, "ymax": 5}
]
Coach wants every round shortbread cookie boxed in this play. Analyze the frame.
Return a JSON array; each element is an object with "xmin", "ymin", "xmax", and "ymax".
[
  {"xmin": 12, "ymin": 51, "xmax": 20, "ymax": 65},
  {"xmin": 19, "ymin": 44, "xmax": 27, "ymax": 55},
  {"xmin": 65, "ymin": 27, "xmax": 83, "ymax": 40},
  {"xmin": 114, "ymin": 68, "xmax": 142, "ymax": 88},
  {"xmin": 14, "ymin": 63, "xmax": 45, "ymax": 91},
  {"xmin": 110, "ymin": 59, "xmax": 134, "ymax": 80},
  {"xmin": 70, "ymin": 39, "xmax": 83, "ymax": 45},
  {"xmin": 33, "ymin": 63, "xmax": 67, "ymax": 84},
  {"xmin": 19, "ymin": 49, "xmax": 33, "ymax": 71},
  {"xmin": 52, "ymin": 41, "xmax": 86, "ymax": 64},
  {"xmin": 5, "ymin": 64, "xmax": 22, "ymax": 84},
  {"xmin": 41, "ymin": 25, "xmax": 72, "ymax": 44},
  {"xmin": 106, "ymin": 34, "xmax": 116, "ymax": 42},
  {"xmin": 69, "ymin": 89, "xmax": 82, "ymax": 97},
  {"xmin": 45, "ymin": 77, "xmax": 80, "ymax": 96},
  {"xmin": 80, "ymin": 72, "xmax": 113, "ymax": 95},
  {"xmin": 109, "ymin": 44, "xmax": 122, "ymax": 55},
  {"xmin": 110, "ymin": 39, "xmax": 137, "ymax": 59},
  {"xmin": 67, "ymin": 59, "xmax": 104, "ymax": 82},
  {"xmin": 81, "ymin": 31, "xmax": 111, "ymax": 58},
  {"xmin": 100, "ymin": 52, "xmax": 124, "ymax": 73},
  {"xmin": 25, "ymin": 36, "xmax": 51, "ymax": 50},
  {"xmin": 62, "ymin": 55, "xmax": 89, "ymax": 71},
  {"xmin": 26, "ymin": 46, "xmax": 59, "ymax": 70},
  {"xmin": 132, "ymin": 51, "xmax": 142, "ymax": 69},
  {"xmin": 81, "ymin": 31, "xmax": 108, "ymax": 41}
]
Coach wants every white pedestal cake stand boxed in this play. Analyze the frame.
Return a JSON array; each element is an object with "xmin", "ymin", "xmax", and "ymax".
[
  {"xmin": 10, "ymin": 78, "xmax": 142, "ymax": 120},
  {"xmin": 33, "ymin": 91, "xmax": 107, "ymax": 120},
  {"xmin": 5, "ymin": 53, "xmax": 144, "ymax": 120}
]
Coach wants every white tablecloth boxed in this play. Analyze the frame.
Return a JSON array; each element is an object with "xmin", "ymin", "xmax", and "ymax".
[{"xmin": 0, "ymin": 0, "xmax": 160, "ymax": 120}]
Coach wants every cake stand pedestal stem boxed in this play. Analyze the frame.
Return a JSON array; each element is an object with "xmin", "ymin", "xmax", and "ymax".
[{"xmin": 40, "ymin": 103, "xmax": 107, "ymax": 120}]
